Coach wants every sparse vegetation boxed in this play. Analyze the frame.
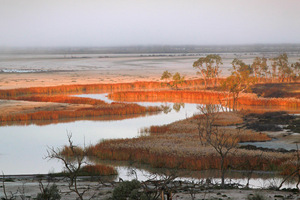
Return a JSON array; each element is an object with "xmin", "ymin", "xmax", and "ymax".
[
  {"xmin": 111, "ymin": 180, "xmax": 141, "ymax": 200},
  {"xmin": 1, "ymin": 52, "xmax": 300, "ymax": 198},
  {"xmin": 36, "ymin": 184, "xmax": 61, "ymax": 200},
  {"xmin": 247, "ymin": 193, "xmax": 267, "ymax": 200},
  {"xmin": 197, "ymin": 105, "xmax": 239, "ymax": 187},
  {"xmin": 46, "ymin": 134, "xmax": 117, "ymax": 200}
]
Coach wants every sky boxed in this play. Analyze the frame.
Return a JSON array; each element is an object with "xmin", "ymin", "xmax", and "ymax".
[{"xmin": 0, "ymin": 0, "xmax": 300, "ymax": 47}]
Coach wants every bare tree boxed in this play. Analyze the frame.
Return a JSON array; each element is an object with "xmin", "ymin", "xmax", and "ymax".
[
  {"xmin": 141, "ymin": 170, "xmax": 178, "ymax": 200},
  {"xmin": 46, "ymin": 133, "xmax": 92, "ymax": 200},
  {"xmin": 1, "ymin": 173, "xmax": 17, "ymax": 200},
  {"xmin": 279, "ymin": 144, "xmax": 300, "ymax": 190},
  {"xmin": 234, "ymin": 152, "xmax": 266, "ymax": 188},
  {"xmin": 197, "ymin": 104, "xmax": 239, "ymax": 187}
]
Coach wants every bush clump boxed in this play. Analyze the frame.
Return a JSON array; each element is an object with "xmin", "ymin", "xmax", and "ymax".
[
  {"xmin": 112, "ymin": 180, "xmax": 141, "ymax": 200},
  {"xmin": 247, "ymin": 193, "xmax": 267, "ymax": 200},
  {"xmin": 36, "ymin": 184, "xmax": 61, "ymax": 200}
]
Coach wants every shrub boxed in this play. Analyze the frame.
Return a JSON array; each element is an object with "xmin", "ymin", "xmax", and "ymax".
[
  {"xmin": 36, "ymin": 184, "xmax": 61, "ymax": 200},
  {"xmin": 247, "ymin": 193, "xmax": 267, "ymax": 200},
  {"xmin": 112, "ymin": 180, "xmax": 141, "ymax": 200},
  {"xmin": 80, "ymin": 164, "xmax": 117, "ymax": 176}
]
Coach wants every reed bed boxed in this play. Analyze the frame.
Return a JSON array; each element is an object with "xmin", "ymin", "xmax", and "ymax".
[
  {"xmin": 238, "ymin": 96, "xmax": 300, "ymax": 108},
  {"xmin": 109, "ymin": 90, "xmax": 227, "ymax": 104},
  {"xmin": 0, "ymin": 79, "xmax": 208, "ymax": 99},
  {"xmin": 88, "ymin": 112, "xmax": 282, "ymax": 172},
  {"xmin": 80, "ymin": 164, "xmax": 117, "ymax": 176},
  {"xmin": 88, "ymin": 136, "xmax": 287, "ymax": 171},
  {"xmin": 0, "ymin": 103, "xmax": 161, "ymax": 125},
  {"xmin": 109, "ymin": 90, "xmax": 300, "ymax": 109},
  {"xmin": 145, "ymin": 125, "xmax": 271, "ymax": 143},
  {"xmin": 11, "ymin": 95, "xmax": 106, "ymax": 105}
]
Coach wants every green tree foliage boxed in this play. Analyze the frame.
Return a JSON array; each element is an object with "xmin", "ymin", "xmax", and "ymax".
[
  {"xmin": 231, "ymin": 58, "xmax": 253, "ymax": 83},
  {"xmin": 247, "ymin": 193, "xmax": 267, "ymax": 200},
  {"xmin": 161, "ymin": 70, "xmax": 172, "ymax": 81},
  {"xmin": 251, "ymin": 57, "xmax": 268, "ymax": 81},
  {"xmin": 112, "ymin": 180, "xmax": 141, "ymax": 200},
  {"xmin": 270, "ymin": 53, "xmax": 291, "ymax": 82},
  {"xmin": 172, "ymin": 72, "xmax": 185, "ymax": 90},
  {"xmin": 161, "ymin": 70, "xmax": 172, "ymax": 88},
  {"xmin": 291, "ymin": 61, "xmax": 300, "ymax": 81},
  {"xmin": 173, "ymin": 103, "xmax": 185, "ymax": 112},
  {"xmin": 222, "ymin": 58, "xmax": 254, "ymax": 110},
  {"xmin": 36, "ymin": 184, "xmax": 61, "ymax": 200},
  {"xmin": 193, "ymin": 54, "xmax": 222, "ymax": 88}
]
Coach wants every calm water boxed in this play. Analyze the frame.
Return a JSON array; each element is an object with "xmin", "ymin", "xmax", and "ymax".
[
  {"xmin": 0, "ymin": 94, "xmax": 198, "ymax": 175},
  {"xmin": 0, "ymin": 94, "xmax": 298, "ymax": 188},
  {"xmin": 116, "ymin": 167, "xmax": 295, "ymax": 189},
  {"xmin": 241, "ymin": 140, "xmax": 299, "ymax": 151}
]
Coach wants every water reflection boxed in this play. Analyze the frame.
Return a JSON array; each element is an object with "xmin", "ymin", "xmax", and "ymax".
[
  {"xmin": 173, "ymin": 103, "xmax": 185, "ymax": 112},
  {"xmin": 0, "ymin": 94, "xmax": 199, "ymax": 175},
  {"xmin": 0, "ymin": 93, "xmax": 298, "ymax": 189},
  {"xmin": 161, "ymin": 104, "xmax": 172, "ymax": 114},
  {"xmin": 117, "ymin": 167, "xmax": 296, "ymax": 189},
  {"xmin": 94, "ymin": 160, "xmax": 296, "ymax": 189}
]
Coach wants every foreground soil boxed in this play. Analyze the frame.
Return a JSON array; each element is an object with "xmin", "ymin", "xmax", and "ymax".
[{"xmin": 1, "ymin": 178, "xmax": 299, "ymax": 200}]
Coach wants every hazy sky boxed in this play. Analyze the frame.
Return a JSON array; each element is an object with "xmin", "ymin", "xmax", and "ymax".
[{"xmin": 1, "ymin": 0, "xmax": 300, "ymax": 47}]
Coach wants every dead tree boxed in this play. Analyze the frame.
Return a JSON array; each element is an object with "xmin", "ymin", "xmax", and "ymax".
[
  {"xmin": 46, "ymin": 133, "xmax": 93, "ymax": 200},
  {"xmin": 279, "ymin": 144, "xmax": 300, "ymax": 190},
  {"xmin": 1, "ymin": 173, "xmax": 17, "ymax": 200},
  {"xmin": 197, "ymin": 104, "xmax": 239, "ymax": 187},
  {"xmin": 233, "ymin": 152, "xmax": 266, "ymax": 188},
  {"xmin": 140, "ymin": 170, "xmax": 178, "ymax": 200}
]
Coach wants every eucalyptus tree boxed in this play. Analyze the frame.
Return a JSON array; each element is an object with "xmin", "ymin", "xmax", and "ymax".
[
  {"xmin": 222, "ymin": 58, "xmax": 254, "ymax": 111},
  {"xmin": 160, "ymin": 70, "xmax": 173, "ymax": 89},
  {"xmin": 291, "ymin": 61, "xmax": 300, "ymax": 81},
  {"xmin": 251, "ymin": 56, "xmax": 268, "ymax": 81},
  {"xmin": 161, "ymin": 70, "xmax": 172, "ymax": 82},
  {"xmin": 172, "ymin": 72, "xmax": 185, "ymax": 90},
  {"xmin": 270, "ymin": 53, "xmax": 292, "ymax": 82},
  {"xmin": 193, "ymin": 54, "xmax": 222, "ymax": 88}
]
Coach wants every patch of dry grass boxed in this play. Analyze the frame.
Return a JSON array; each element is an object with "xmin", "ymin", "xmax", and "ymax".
[{"xmin": 88, "ymin": 112, "xmax": 288, "ymax": 172}]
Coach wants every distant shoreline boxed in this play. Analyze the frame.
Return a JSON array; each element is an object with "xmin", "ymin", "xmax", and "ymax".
[{"xmin": 1, "ymin": 44, "xmax": 300, "ymax": 54}]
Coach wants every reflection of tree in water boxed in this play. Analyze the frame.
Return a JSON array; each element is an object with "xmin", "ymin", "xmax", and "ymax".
[
  {"xmin": 173, "ymin": 103, "xmax": 185, "ymax": 112},
  {"xmin": 160, "ymin": 104, "xmax": 172, "ymax": 114},
  {"xmin": 160, "ymin": 103, "xmax": 185, "ymax": 113}
]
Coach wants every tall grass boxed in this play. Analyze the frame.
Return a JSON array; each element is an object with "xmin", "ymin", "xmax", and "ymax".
[
  {"xmin": 88, "ymin": 112, "xmax": 284, "ymax": 172},
  {"xmin": 88, "ymin": 139, "xmax": 287, "ymax": 171},
  {"xmin": 0, "ymin": 103, "xmax": 161, "ymax": 125},
  {"xmin": 0, "ymin": 79, "xmax": 209, "ymax": 99},
  {"xmin": 109, "ymin": 90, "xmax": 300, "ymax": 108}
]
